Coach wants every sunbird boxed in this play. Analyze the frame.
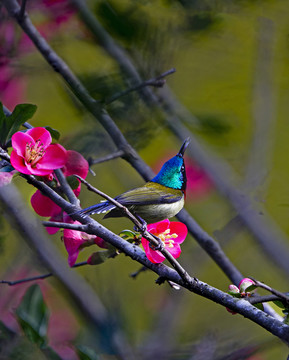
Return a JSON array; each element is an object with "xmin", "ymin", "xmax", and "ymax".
[{"xmin": 78, "ymin": 138, "xmax": 190, "ymax": 223}]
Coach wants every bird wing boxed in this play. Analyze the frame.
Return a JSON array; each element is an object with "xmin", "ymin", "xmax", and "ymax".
[{"xmin": 115, "ymin": 182, "xmax": 183, "ymax": 206}]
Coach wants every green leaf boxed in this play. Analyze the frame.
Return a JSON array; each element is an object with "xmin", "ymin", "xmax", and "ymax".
[
  {"xmin": 77, "ymin": 345, "xmax": 99, "ymax": 360},
  {"xmin": 45, "ymin": 126, "xmax": 60, "ymax": 142},
  {"xmin": 119, "ymin": 229, "xmax": 141, "ymax": 242},
  {"xmin": 16, "ymin": 284, "xmax": 49, "ymax": 348},
  {"xmin": 5, "ymin": 103, "xmax": 37, "ymax": 142},
  {"xmin": 66, "ymin": 175, "xmax": 80, "ymax": 190}
]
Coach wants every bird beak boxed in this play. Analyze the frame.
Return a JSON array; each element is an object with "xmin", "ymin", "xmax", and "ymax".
[{"xmin": 177, "ymin": 138, "xmax": 190, "ymax": 157}]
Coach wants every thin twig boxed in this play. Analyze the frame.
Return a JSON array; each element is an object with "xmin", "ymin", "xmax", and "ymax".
[
  {"xmin": 130, "ymin": 266, "xmax": 148, "ymax": 279},
  {"xmin": 105, "ymin": 68, "xmax": 176, "ymax": 104},
  {"xmin": 0, "ymin": 261, "xmax": 88, "ymax": 286},
  {"xmin": 248, "ymin": 294, "xmax": 287, "ymax": 305},
  {"xmin": 19, "ymin": 0, "xmax": 27, "ymax": 19},
  {"xmin": 249, "ymin": 277, "xmax": 289, "ymax": 306},
  {"xmin": 54, "ymin": 168, "xmax": 79, "ymax": 205},
  {"xmin": 88, "ymin": 150, "xmax": 125, "ymax": 166},
  {"xmin": 43, "ymin": 221, "xmax": 89, "ymax": 231}
]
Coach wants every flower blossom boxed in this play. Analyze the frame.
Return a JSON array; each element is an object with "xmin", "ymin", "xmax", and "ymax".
[
  {"xmin": 141, "ymin": 219, "xmax": 187, "ymax": 264},
  {"xmin": 11, "ymin": 127, "xmax": 67, "ymax": 176},
  {"xmin": 31, "ymin": 150, "xmax": 89, "ymax": 234},
  {"xmin": 63, "ymin": 221, "xmax": 107, "ymax": 267}
]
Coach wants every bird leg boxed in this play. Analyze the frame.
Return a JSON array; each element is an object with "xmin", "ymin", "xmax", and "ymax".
[
  {"xmin": 133, "ymin": 215, "xmax": 147, "ymax": 233},
  {"xmin": 149, "ymin": 234, "xmax": 164, "ymax": 251},
  {"xmin": 132, "ymin": 215, "xmax": 163, "ymax": 250}
]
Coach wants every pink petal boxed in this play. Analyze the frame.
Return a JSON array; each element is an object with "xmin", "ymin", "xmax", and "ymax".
[
  {"xmin": 36, "ymin": 144, "xmax": 67, "ymax": 170},
  {"xmin": 147, "ymin": 247, "xmax": 166, "ymax": 263},
  {"xmin": 46, "ymin": 213, "xmax": 71, "ymax": 235},
  {"xmin": 10, "ymin": 151, "xmax": 32, "ymax": 174},
  {"xmin": 26, "ymin": 127, "xmax": 52, "ymax": 148},
  {"xmin": 46, "ymin": 226, "xmax": 60, "ymax": 235},
  {"xmin": 141, "ymin": 238, "xmax": 165, "ymax": 263},
  {"xmin": 167, "ymin": 243, "xmax": 181, "ymax": 259},
  {"xmin": 63, "ymin": 228, "xmax": 84, "ymax": 267},
  {"xmin": 169, "ymin": 222, "xmax": 188, "ymax": 244},
  {"xmin": 11, "ymin": 131, "xmax": 34, "ymax": 157},
  {"xmin": 25, "ymin": 162, "xmax": 54, "ymax": 176},
  {"xmin": 62, "ymin": 150, "xmax": 89, "ymax": 178},
  {"xmin": 94, "ymin": 236, "xmax": 108, "ymax": 249},
  {"xmin": 147, "ymin": 219, "xmax": 170, "ymax": 233},
  {"xmin": 31, "ymin": 190, "xmax": 61, "ymax": 217}
]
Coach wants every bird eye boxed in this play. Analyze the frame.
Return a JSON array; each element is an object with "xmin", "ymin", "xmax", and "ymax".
[{"xmin": 181, "ymin": 165, "xmax": 185, "ymax": 172}]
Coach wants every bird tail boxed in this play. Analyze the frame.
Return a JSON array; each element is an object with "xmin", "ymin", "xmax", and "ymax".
[{"xmin": 76, "ymin": 201, "xmax": 115, "ymax": 217}]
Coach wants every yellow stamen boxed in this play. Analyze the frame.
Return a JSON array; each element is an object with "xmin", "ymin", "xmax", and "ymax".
[
  {"xmin": 156, "ymin": 229, "xmax": 178, "ymax": 248},
  {"xmin": 25, "ymin": 140, "xmax": 46, "ymax": 167}
]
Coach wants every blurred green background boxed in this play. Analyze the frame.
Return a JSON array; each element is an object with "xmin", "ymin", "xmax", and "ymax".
[{"xmin": 1, "ymin": 0, "xmax": 289, "ymax": 358}]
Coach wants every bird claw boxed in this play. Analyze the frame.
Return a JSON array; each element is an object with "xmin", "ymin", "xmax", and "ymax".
[
  {"xmin": 133, "ymin": 217, "xmax": 147, "ymax": 233},
  {"xmin": 149, "ymin": 235, "xmax": 164, "ymax": 251}
]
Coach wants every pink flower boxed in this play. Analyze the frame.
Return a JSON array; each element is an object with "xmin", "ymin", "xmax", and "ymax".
[
  {"xmin": 239, "ymin": 278, "xmax": 256, "ymax": 295},
  {"xmin": 63, "ymin": 222, "xmax": 106, "ymax": 267},
  {"xmin": 31, "ymin": 150, "xmax": 89, "ymax": 233},
  {"xmin": 11, "ymin": 127, "xmax": 67, "ymax": 176},
  {"xmin": 141, "ymin": 219, "xmax": 187, "ymax": 263},
  {"xmin": 31, "ymin": 190, "xmax": 65, "ymax": 234},
  {"xmin": 62, "ymin": 150, "xmax": 89, "ymax": 195}
]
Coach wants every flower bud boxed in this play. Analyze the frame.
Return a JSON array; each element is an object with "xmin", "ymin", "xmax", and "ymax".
[
  {"xmin": 228, "ymin": 284, "xmax": 239, "ymax": 294},
  {"xmin": 239, "ymin": 278, "xmax": 256, "ymax": 294}
]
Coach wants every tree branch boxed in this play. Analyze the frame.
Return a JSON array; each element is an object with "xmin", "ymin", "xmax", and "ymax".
[
  {"xmin": 88, "ymin": 150, "xmax": 125, "ymax": 166},
  {"xmin": 105, "ymin": 68, "xmax": 176, "ymax": 104},
  {"xmin": 54, "ymin": 168, "xmax": 79, "ymax": 205},
  {"xmin": 250, "ymin": 278, "xmax": 289, "ymax": 306},
  {"xmin": 0, "ymin": 261, "xmax": 88, "ymax": 286},
  {"xmin": 0, "ymin": 151, "xmax": 288, "ymax": 343}
]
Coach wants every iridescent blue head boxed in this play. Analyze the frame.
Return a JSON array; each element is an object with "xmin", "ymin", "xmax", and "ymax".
[{"xmin": 151, "ymin": 138, "xmax": 190, "ymax": 191}]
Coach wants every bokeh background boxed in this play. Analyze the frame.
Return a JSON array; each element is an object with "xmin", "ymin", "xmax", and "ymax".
[{"xmin": 1, "ymin": 0, "xmax": 289, "ymax": 358}]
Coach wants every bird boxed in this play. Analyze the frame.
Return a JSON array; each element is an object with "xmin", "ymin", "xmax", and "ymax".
[{"xmin": 77, "ymin": 138, "xmax": 190, "ymax": 224}]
